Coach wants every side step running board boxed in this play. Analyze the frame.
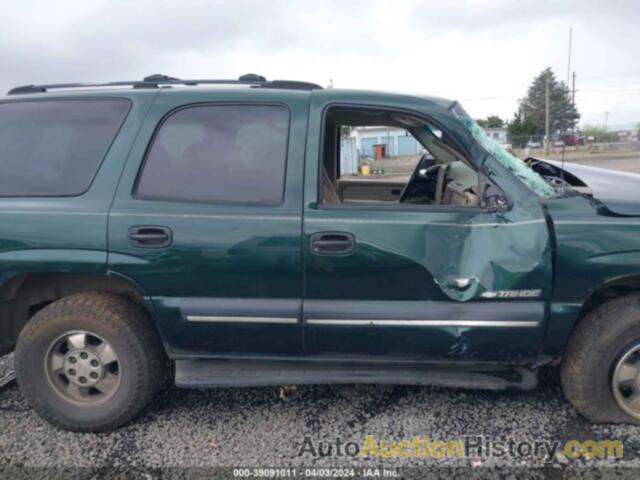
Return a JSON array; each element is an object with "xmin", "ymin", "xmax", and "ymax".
[
  {"xmin": 175, "ymin": 360, "xmax": 538, "ymax": 391},
  {"xmin": 0, "ymin": 371, "xmax": 16, "ymax": 394}
]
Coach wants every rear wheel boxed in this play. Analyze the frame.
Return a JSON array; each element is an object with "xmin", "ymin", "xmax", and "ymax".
[
  {"xmin": 15, "ymin": 292, "xmax": 165, "ymax": 432},
  {"xmin": 561, "ymin": 294, "xmax": 640, "ymax": 424}
]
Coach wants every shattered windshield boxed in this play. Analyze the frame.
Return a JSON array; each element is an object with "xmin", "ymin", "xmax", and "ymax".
[{"xmin": 450, "ymin": 103, "xmax": 556, "ymax": 198}]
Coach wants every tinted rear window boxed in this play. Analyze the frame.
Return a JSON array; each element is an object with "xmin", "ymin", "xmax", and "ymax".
[
  {"xmin": 0, "ymin": 100, "xmax": 130, "ymax": 196},
  {"xmin": 136, "ymin": 104, "xmax": 289, "ymax": 205}
]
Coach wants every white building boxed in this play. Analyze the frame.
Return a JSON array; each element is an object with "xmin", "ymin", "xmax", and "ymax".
[
  {"xmin": 484, "ymin": 127, "xmax": 508, "ymax": 144},
  {"xmin": 615, "ymin": 130, "xmax": 640, "ymax": 142},
  {"xmin": 349, "ymin": 126, "xmax": 422, "ymax": 157},
  {"xmin": 348, "ymin": 126, "xmax": 509, "ymax": 161}
]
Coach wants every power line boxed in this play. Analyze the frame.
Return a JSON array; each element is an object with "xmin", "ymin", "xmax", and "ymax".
[
  {"xmin": 580, "ymin": 79, "xmax": 640, "ymax": 88},
  {"xmin": 459, "ymin": 94, "xmax": 522, "ymax": 101},
  {"xmin": 579, "ymin": 71, "xmax": 640, "ymax": 81},
  {"xmin": 460, "ymin": 90, "xmax": 640, "ymax": 102},
  {"xmin": 566, "ymin": 28, "xmax": 572, "ymax": 88},
  {"xmin": 432, "ymin": 79, "xmax": 640, "ymax": 102},
  {"xmin": 579, "ymin": 87, "xmax": 640, "ymax": 93},
  {"xmin": 581, "ymin": 108, "xmax": 640, "ymax": 115}
]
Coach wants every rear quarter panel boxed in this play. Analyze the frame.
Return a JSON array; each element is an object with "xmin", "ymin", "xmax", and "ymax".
[{"xmin": 0, "ymin": 92, "xmax": 156, "ymax": 293}]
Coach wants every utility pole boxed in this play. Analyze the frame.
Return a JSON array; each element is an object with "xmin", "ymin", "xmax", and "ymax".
[
  {"xmin": 567, "ymin": 27, "xmax": 573, "ymax": 87},
  {"xmin": 604, "ymin": 111, "xmax": 609, "ymax": 130},
  {"xmin": 572, "ymin": 72, "xmax": 576, "ymax": 106},
  {"xmin": 545, "ymin": 71, "xmax": 550, "ymax": 155}
]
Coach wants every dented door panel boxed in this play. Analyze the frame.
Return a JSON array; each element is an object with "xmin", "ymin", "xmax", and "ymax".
[
  {"xmin": 304, "ymin": 209, "xmax": 551, "ymax": 303},
  {"xmin": 303, "ymin": 206, "xmax": 552, "ymax": 361}
]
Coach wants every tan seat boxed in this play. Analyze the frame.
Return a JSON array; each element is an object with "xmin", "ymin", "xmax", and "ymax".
[
  {"xmin": 434, "ymin": 164, "xmax": 450, "ymax": 205},
  {"xmin": 447, "ymin": 161, "xmax": 479, "ymax": 190},
  {"xmin": 322, "ymin": 166, "xmax": 340, "ymax": 204},
  {"xmin": 435, "ymin": 161, "xmax": 479, "ymax": 206},
  {"xmin": 443, "ymin": 181, "xmax": 479, "ymax": 206}
]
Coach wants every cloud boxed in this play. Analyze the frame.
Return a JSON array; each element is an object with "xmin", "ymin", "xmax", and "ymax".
[{"xmin": 0, "ymin": 0, "xmax": 639, "ymax": 127}]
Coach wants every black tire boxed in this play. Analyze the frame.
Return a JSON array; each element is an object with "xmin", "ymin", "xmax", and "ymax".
[
  {"xmin": 561, "ymin": 293, "xmax": 640, "ymax": 425},
  {"xmin": 15, "ymin": 292, "xmax": 166, "ymax": 432}
]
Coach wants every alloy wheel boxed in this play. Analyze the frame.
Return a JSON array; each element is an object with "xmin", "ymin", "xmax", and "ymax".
[
  {"xmin": 612, "ymin": 342, "xmax": 640, "ymax": 419},
  {"xmin": 45, "ymin": 330, "xmax": 121, "ymax": 404}
]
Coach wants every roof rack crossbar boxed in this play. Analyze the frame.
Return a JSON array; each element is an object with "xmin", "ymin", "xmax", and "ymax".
[{"xmin": 7, "ymin": 74, "xmax": 323, "ymax": 95}]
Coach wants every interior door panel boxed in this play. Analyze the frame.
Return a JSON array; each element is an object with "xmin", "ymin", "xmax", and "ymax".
[{"xmin": 338, "ymin": 179, "xmax": 405, "ymax": 202}]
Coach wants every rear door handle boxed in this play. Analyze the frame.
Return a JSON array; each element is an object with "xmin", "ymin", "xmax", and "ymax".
[
  {"xmin": 128, "ymin": 226, "xmax": 172, "ymax": 248},
  {"xmin": 311, "ymin": 232, "xmax": 355, "ymax": 255}
]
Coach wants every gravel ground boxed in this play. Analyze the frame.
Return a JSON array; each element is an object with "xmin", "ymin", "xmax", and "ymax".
[
  {"xmin": 1, "ymin": 352, "xmax": 639, "ymax": 478},
  {"xmin": 2, "ymin": 156, "xmax": 640, "ymax": 478}
]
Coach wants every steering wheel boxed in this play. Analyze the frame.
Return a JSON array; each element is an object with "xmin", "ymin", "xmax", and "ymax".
[{"xmin": 399, "ymin": 161, "xmax": 439, "ymax": 204}]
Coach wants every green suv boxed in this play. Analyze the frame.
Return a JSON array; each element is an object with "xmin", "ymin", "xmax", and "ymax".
[{"xmin": 2, "ymin": 74, "xmax": 640, "ymax": 431}]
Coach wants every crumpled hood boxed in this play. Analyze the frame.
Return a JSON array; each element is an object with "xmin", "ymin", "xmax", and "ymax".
[{"xmin": 538, "ymin": 158, "xmax": 640, "ymax": 216}]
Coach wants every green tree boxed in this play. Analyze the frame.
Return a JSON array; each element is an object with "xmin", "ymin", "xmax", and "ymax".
[
  {"xmin": 339, "ymin": 125, "xmax": 352, "ymax": 137},
  {"xmin": 516, "ymin": 67, "xmax": 579, "ymax": 135},
  {"xmin": 475, "ymin": 115, "xmax": 504, "ymax": 128},
  {"xmin": 579, "ymin": 125, "xmax": 617, "ymax": 142},
  {"xmin": 485, "ymin": 115, "xmax": 505, "ymax": 128},
  {"xmin": 507, "ymin": 112, "xmax": 537, "ymax": 146}
]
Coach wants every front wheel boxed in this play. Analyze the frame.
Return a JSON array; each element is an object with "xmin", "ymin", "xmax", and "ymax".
[
  {"xmin": 15, "ymin": 292, "xmax": 166, "ymax": 432},
  {"xmin": 561, "ymin": 294, "xmax": 640, "ymax": 424}
]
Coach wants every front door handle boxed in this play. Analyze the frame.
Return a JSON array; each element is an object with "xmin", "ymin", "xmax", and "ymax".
[
  {"xmin": 311, "ymin": 232, "xmax": 355, "ymax": 255},
  {"xmin": 128, "ymin": 226, "xmax": 173, "ymax": 248}
]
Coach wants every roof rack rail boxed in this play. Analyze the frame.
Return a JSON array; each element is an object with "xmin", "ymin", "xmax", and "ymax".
[{"xmin": 7, "ymin": 74, "xmax": 323, "ymax": 96}]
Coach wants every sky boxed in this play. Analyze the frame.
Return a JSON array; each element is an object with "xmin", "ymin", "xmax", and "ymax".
[{"xmin": 1, "ymin": 0, "xmax": 639, "ymax": 130}]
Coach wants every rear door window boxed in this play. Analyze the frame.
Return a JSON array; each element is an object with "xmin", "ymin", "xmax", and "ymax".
[
  {"xmin": 0, "ymin": 99, "xmax": 130, "ymax": 196},
  {"xmin": 135, "ymin": 104, "xmax": 289, "ymax": 205}
]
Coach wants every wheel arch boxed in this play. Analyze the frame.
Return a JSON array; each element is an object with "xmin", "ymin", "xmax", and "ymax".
[
  {"xmin": 0, "ymin": 271, "xmax": 157, "ymax": 355},
  {"xmin": 580, "ymin": 274, "xmax": 640, "ymax": 319},
  {"xmin": 545, "ymin": 274, "xmax": 640, "ymax": 361}
]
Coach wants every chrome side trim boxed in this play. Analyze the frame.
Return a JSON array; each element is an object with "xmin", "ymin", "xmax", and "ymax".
[
  {"xmin": 306, "ymin": 319, "xmax": 539, "ymax": 328},
  {"xmin": 186, "ymin": 315, "xmax": 298, "ymax": 324}
]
